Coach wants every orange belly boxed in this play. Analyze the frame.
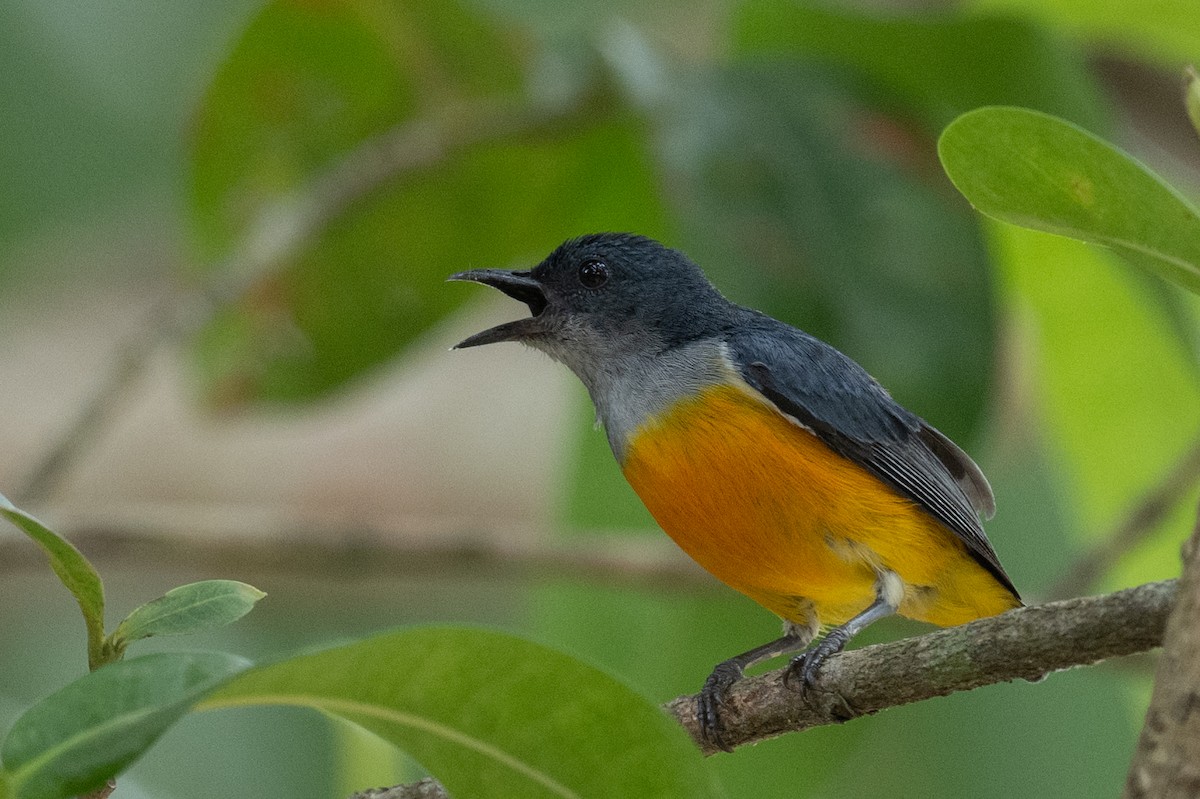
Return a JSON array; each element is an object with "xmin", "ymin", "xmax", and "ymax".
[{"xmin": 621, "ymin": 383, "xmax": 1019, "ymax": 628}]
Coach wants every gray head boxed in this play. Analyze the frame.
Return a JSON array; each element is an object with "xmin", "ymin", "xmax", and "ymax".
[{"xmin": 450, "ymin": 233, "xmax": 736, "ymax": 381}]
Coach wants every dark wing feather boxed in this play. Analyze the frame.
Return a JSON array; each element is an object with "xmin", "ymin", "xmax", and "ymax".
[{"xmin": 726, "ymin": 318, "xmax": 1018, "ymax": 599}]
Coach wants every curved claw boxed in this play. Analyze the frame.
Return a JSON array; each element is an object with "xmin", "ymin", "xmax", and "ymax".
[
  {"xmin": 783, "ymin": 628, "xmax": 851, "ymax": 700},
  {"xmin": 697, "ymin": 661, "xmax": 744, "ymax": 752},
  {"xmin": 781, "ymin": 651, "xmax": 807, "ymax": 695}
]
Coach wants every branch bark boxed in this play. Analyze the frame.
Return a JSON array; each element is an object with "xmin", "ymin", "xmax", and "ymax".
[
  {"xmin": 1124, "ymin": 506, "xmax": 1200, "ymax": 797},
  {"xmin": 665, "ymin": 580, "xmax": 1176, "ymax": 754},
  {"xmin": 347, "ymin": 579, "xmax": 1177, "ymax": 798},
  {"xmin": 349, "ymin": 779, "xmax": 447, "ymax": 799}
]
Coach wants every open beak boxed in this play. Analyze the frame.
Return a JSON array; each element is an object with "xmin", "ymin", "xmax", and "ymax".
[{"xmin": 448, "ymin": 269, "xmax": 549, "ymax": 348}]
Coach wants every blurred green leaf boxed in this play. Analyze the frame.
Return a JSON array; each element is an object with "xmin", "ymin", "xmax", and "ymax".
[
  {"xmin": 940, "ymin": 106, "xmax": 1200, "ymax": 295},
  {"xmin": 986, "ymin": 222, "xmax": 1200, "ymax": 544},
  {"xmin": 659, "ymin": 62, "xmax": 996, "ymax": 441},
  {"xmin": 1122, "ymin": 265, "xmax": 1200, "ymax": 381},
  {"xmin": 199, "ymin": 627, "xmax": 719, "ymax": 799},
  {"xmin": 0, "ymin": 492, "xmax": 105, "ymax": 670},
  {"xmin": 190, "ymin": 0, "xmax": 523, "ymax": 264},
  {"xmin": 112, "ymin": 580, "xmax": 266, "ymax": 647},
  {"xmin": 189, "ymin": 0, "xmax": 665, "ymax": 405},
  {"xmin": 187, "ymin": 0, "xmax": 517, "ymax": 405},
  {"xmin": 966, "ymin": 0, "xmax": 1200, "ymax": 66},
  {"xmin": 1, "ymin": 652, "xmax": 249, "ymax": 799},
  {"xmin": 734, "ymin": 2, "xmax": 1107, "ymax": 132}
]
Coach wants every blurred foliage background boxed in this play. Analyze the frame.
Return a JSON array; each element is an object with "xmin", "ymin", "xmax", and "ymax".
[{"xmin": 1, "ymin": 0, "xmax": 1199, "ymax": 796}]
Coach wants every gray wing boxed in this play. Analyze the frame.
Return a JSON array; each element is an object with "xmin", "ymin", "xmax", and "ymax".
[{"xmin": 726, "ymin": 317, "xmax": 1018, "ymax": 598}]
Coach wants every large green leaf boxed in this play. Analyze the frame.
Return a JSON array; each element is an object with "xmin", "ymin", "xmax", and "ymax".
[
  {"xmin": 1, "ymin": 653, "xmax": 249, "ymax": 799},
  {"xmin": 112, "ymin": 580, "xmax": 266, "ymax": 647},
  {"xmin": 0, "ymin": 492, "xmax": 105, "ymax": 670},
  {"xmin": 939, "ymin": 106, "xmax": 1200, "ymax": 295},
  {"xmin": 199, "ymin": 627, "xmax": 719, "ymax": 799},
  {"xmin": 985, "ymin": 222, "xmax": 1200, "ymax": 555},
  {"xmin": 734, "ymin": 1, "xmax": 1107, "ymax": 132},
  {"xmin": 188, "ymin": 0, "xmax": 664, "ymax": 405}
]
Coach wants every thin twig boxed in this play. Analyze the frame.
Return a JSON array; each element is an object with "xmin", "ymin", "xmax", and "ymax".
[
  {"xmin": 16, "ymin": 87, "xmax": 605, "ymax": 506},
  {"xmin": 665, "ymin": 580, "xmax": 1177, "ymax": 754},
  {"xmin": 17, "ymin": 296, "xmax": 176, "ymax": 502},
  {"xmin": 1049, "ymin": 437, "xmax": 1200, "ymax": 600},
  {"xmin": 198, "ymin": 92, "xmax": 602, "ymax": 310}
]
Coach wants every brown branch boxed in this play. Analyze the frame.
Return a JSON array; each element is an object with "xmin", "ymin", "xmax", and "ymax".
[
  {"xmin": 349, "ymin": 779, "xmax": 447, "ymax": 799},
  {"xmin": 1049, "ymin": 436, "xmax": 1200, "ymax": 600},
  {"xmin": 0, "ymin": 520, "xmax": 713, "ymax": 592},
  {"xmin": 1125, "ymin": 504, "xmax": 1200, "ymax": 797},
  {"xmin": 665, "ymin": 580, "xmax": 1177, "ymax": 754},
  {"xmin": 342, "ymin": 579, "xmax": 1176, "ymax": 799}
]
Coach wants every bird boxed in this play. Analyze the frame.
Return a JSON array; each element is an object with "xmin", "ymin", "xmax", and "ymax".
[{"xmin": 450, "ymin": 232, "xmax": 1021, "ymax": 750}]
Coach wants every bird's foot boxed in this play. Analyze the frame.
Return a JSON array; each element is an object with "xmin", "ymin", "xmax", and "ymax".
[
  {"xmin": 783, "ymin": 628, "xmax": 852, "ymax": 710},
  {"xmin": 697, "ymin": 660, "xmax": 744, "ymax": 752}
]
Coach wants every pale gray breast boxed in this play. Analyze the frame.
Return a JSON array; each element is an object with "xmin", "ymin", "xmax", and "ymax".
[{"xmin": 583, "ymin": 340, "xmax": 740, "ymax": 462}]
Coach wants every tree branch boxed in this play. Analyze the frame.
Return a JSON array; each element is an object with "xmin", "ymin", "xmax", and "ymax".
[
  {"xmin": 16, "ymin": 296, "xmax": 176, "ymax": 502},
  {"xmin": 198, "ymin": 91, "xmax": 601, "ymax": 311},
  {"xmin": 0, "ymin": 521, "xmax": 712, "ymax": 591},
  {"xmin": 664, "ymin": 580, "xmax": 1176, "ymax": 754},
  {"xmin": 344, "ymin": 579, "xmax": 1176, "ymax": 799},
  {"xmin": 16, "ymin": 86, "xmax": 604, "ymax": 505},
  {"xmin": 349, "ymin": 779, "xmax": 447, "ymax": 799},
  {"xmin": 1125, "ymin": 505, "xmax": 1200, "ymax": 797}
]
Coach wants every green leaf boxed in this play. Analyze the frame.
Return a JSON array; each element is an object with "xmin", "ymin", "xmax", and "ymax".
[
  {"xmin": 112, "ymin": 580, "xmax": 266, "ymax": 647},
  {"xmin": 189, "ymin": 0, "xmax": 665, "ymax": 405},
  {"xmin": 199, "ymin": 627, "xmax": 719, "ymax": 799},
  {"xmin": 0, "ymin": 492, "xmax": 106, "ymax": 670},
  {"xmin": 734, "ymin": 2, "xmax": 1108, "ymax": 132},
  {"xmin": 939, "ymin": 106, "xmax": 1200, "ymax": 295},
  {"xmin": 986, "ymin": 222, "xmax": 1200, "ymax": 539},
  {"xmin": 658, "ymin": 62, "xmax": 996, "ymax": 441},
  {"xmin": 1, "ymin": 652, "xmax": 249, "ymax": 799}
]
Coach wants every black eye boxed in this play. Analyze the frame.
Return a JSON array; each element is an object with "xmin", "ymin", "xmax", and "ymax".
[{"xmin": 577, "ymin": 258, "xmax": 609, "ymax": 289}]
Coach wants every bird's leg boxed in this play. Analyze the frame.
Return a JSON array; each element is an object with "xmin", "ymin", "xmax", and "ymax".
[
  {"xmin": 699, "ymin": 618, "xmax": 816, "ymax": 752},
  {"xmin": 785, "ymin": 570, "xmax": 901, "ymax": 699}
]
